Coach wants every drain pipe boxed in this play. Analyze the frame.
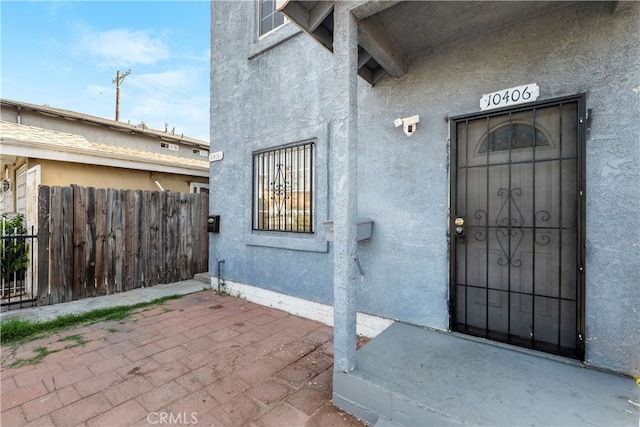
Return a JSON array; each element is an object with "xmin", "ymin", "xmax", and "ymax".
[{"xmin": 216, "ymin": 259, "xmax": 225, "ymax": 294}]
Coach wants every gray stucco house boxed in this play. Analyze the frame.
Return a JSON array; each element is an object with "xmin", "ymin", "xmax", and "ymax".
[{"xmin": 210, "ymin": 1, "xmax": 639, "ymax": 424}]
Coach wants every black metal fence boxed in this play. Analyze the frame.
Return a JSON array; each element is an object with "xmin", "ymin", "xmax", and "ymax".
[{"xmin": 1, "ymin": 219, "xmax": 37, "ymax": 312}]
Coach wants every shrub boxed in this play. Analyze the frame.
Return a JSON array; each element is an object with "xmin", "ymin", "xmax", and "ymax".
[{"xmin": 1, "ymin": 214, "xmax": 29, "ymax": 281}]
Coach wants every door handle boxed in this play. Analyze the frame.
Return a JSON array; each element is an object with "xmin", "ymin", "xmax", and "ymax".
[{"xmin": 453, "ymin": 217, "xmax": 466, "ymax": 237}]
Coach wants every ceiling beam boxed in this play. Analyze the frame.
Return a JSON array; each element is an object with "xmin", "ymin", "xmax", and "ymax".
[
  {"xmin": 277, "ymin": 1, "xmax": 334, "ymax": 33},
  {"xmin": 358, "ymin": 16, "xmax": 407, "ymax": 78},
  {"xmin": 278, "ymin": 1, "xmax": 334, "ymax": 50},
  {"xmin": 308, "ymin": 1, "xmax": 334, "ymax": 32},
  {"xmin": 351, "ymin": 1, "xmax": 400, "ymax": 20},
  {"xmin": 358, "ymin": 49, "xmax": 373, "ymax": 68},
  {"xmin": 277, "ymin": 0, "xmax": 309, "ymax": 28},
  {"xmin": 312, "ymin": 23, "xmax": 333, "ymax": 51}
]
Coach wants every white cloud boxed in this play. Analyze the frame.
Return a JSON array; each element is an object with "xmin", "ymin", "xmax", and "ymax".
[
  {"xmin": 128, "ymin": 69, "xmax": 195, "ymax": 91},
  {"xmin": 126, "ymin": 93, "xmax": 209, "ymax": 141},
  {"xmin": 179, "ymin": 48, "xmax": 210, "ymax": 62},
  {"xmin": 86, "ymin": 84, "xmax": 110, "ymax": 96},
  {"xmin": 81, "ymin": 28, "xmax": 169, "ymax": 66}
]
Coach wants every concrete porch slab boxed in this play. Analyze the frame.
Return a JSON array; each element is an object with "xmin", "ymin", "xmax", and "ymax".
[{"xmin": 333, "ymin": 322, "xmax": 639, "ymax": 426}]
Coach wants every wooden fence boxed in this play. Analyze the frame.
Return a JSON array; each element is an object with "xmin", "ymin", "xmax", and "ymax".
[{"xmin": 36, "ymin": 185, "xmax": 208, "ymax": 305}]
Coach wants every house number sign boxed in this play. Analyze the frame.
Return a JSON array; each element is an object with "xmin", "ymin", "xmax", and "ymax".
[
  {"xmin": 480, "ymin": 83, "xmax": 539, "ymax": 111},
  {"xmin": 209, "ymin": 151, "xmax": 223, "ymax": 162}
]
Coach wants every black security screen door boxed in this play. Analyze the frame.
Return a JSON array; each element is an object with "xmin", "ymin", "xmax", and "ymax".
[{"xmin": 450, "ymin": 95, "xmax": 585, "ymax": 359}]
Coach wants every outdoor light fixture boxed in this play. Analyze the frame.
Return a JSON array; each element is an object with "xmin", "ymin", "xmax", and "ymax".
[
  {"xmin": 394, "ymin": 115, "xmax": 420, "ymax": 136},
  {"xmin": 0, "ymin": 179, "xmax": 10, "ymax": 193}
]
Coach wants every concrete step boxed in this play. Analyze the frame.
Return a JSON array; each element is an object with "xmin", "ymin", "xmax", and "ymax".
[
  {"xmin": 333, "ymin": 322, "xmax": 639, "ymax": 426},
  {"xmin": 373, "ymin": 417, "xmax": 404, "ymax": 427},
  {"xmin": 334, "ymin": 371, "xmax": 460, "ymax": 426},
  {"xmin": 194, "ymin": 272, "xmax": 211, "ymax": 285}
]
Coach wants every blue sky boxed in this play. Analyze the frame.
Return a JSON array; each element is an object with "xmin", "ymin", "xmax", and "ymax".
[{"xmin": 1, "ymin": 1, "xmax": 211, "ymax": 142}]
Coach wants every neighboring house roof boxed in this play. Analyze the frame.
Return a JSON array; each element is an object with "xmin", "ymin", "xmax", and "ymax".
[
  {"xmin": 0, "ymin": 98, "xmax": 209, "ymax": 149},
  {"xmin": 0, "ymin": 121, "xmax": 209, "ymax": 177}
]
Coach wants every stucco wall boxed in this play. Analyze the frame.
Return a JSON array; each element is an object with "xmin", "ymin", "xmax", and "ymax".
[
  {"xmin": 210, "ymin": 1, "xmax": 334, "ymax": 305},
  {"xmin": 31, "ymin": 159, "xmax": 207, "ymax": 193},
  {"xmin": 211, "ymin": 1, "xmax": 639, "ymax": 376}
]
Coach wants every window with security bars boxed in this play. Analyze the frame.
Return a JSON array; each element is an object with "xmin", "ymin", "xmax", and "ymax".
[
  {"xmin": 253, "ymin": 142, "xmax": 314, "ymax": 233},
  {"xmin": 259, "ymin": 0, "xmax": 285, "ymax": 36}
]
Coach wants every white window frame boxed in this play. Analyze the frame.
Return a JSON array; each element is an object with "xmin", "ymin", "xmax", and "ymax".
[
  {"xmin": 190, "ymin": 182, "xmax": 209, "ymax": 194},
  {"xmin": 258, "ymin": 0, "xmax": 286, "ymax": 38},
  {"xmin": 249, "ymin": 0, "xmax": 300, "ymax": 59}
]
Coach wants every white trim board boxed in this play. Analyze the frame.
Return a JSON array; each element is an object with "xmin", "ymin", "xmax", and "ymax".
[{"xmin": 213, "ymin": 278, "xmax": 394, "ymax": 338}]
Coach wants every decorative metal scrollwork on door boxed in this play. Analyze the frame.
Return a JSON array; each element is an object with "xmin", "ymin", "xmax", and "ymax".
[
  {"xmin": 474, "ymin": 187, "xmax": 551, "ymax": 267},
  {"xmin": 495, "ymin": 187, "xmax": 525, "ymax": 267}
]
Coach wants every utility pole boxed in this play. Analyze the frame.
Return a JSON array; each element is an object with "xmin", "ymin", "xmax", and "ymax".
[{"xmin": 112, "ymin": 69, "xmax": 131, "ymax": 121}]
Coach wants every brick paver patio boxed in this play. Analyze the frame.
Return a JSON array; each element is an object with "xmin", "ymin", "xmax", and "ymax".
[{"xmin": 1, "ymin": 291, "xmax": 368, "ymax": 426}]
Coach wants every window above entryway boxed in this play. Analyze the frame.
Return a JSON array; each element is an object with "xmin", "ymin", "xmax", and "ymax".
[{"xmin": 259, "ymin": 0, "xmax": 285, "ymax": 37}]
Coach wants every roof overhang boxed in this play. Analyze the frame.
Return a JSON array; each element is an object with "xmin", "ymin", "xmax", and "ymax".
[
  {"xmin": 278, "ymin": 1, "xmax": 605, "ymax": 85},
  {"xmin": 1, "ymin": 141, "xmax": 209, "ymax": 178},
  {"xmin": 1, "ymin": 98, "xmax": 210, "ymax": 148},
  {"xmin": 0, "ymin": 122, "xmax": 209, "ymax": 177}
]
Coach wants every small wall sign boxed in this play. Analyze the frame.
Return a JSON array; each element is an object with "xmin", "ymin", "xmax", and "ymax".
[
  {"xmin": 209, "ymin": 151, "xmax": 224, "ymax": 162},
  {"xmin": 480, "ymin": 83, "xmax": 539, "ymax": 111}
]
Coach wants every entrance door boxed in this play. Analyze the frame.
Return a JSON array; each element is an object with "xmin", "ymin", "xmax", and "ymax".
[{"xmin": 450, "ymin": 95, "xmax": 585, "ymax": 358}]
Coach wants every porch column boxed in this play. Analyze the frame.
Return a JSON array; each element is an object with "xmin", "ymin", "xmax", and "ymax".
[{"xmin": 332, "ymin": 2, "xmax": 359, "ymax": 373}]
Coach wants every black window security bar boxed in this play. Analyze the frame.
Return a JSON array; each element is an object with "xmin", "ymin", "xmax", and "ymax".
[{"xmin": 253, "ymin": 141, "xmax": 314, "ymax": 233}]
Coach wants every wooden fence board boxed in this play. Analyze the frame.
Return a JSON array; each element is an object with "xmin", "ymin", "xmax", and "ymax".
[
  {"xmin": 124, "ymin": 190, "xmax": 134, "ymax": 291},
  {"xmin": 179, "ymin": 193, "xmax": 189, "ymax": 281},
  {"xmin": 201, "ymin": 193, "xmax": 209, "ymax": 272},
  {"xmin": 133, "ymin": 190, "xmax": 142, "ymax": 287},
  {"xmin": 49, "ymin": 187, "xmax": 62, "ymax": 304},
  {"xmin": 37, "ymin": 185, "xmax": 50, "ymax": 306},
  {"xmin": 72, "ymin": 185, "xmax": 86, "ymax": 300},
  {"xmin": 158, "ymin": 191, "xmax": 168, "ymax": 283},
  {"xmin": 187, "ymin": 194, "xmax": 195, "ymax": 276},
  {"xmin": 140, "ymin": 191, "xmax": 150, "ymax": 287},
  {"xmin": 189, "ymin": 194, "xmax": 197, "ymax": 278},
  {"xmin": 105, "ymin": 189, "xmax": 116, "ymax": 294},
  {"xmin": 114, "ymin": 190, "xmax": 125, "ymax": 292},
  {"xmin": 62, "ymin": 186, "xmax": 74, "ymax": 302},
  {"xmin": 95, "ymin": 188, "xmax": 107, "ymax": 296},
  {"xmin": 85, "ymin": 187, "xmax": 97, "ymax": 298},
  {"xmin": 165, "ymin": 194, "xmax": 177, "ymax": 283},
  {"xmin": 148, "ymin": 191, "xmax": 159, "ymax": 287}
]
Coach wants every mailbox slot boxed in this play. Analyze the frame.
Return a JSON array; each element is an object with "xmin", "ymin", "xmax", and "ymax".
[{"xmin": 323, "ymin": 219, "xmax": 373, "ymax": 242}]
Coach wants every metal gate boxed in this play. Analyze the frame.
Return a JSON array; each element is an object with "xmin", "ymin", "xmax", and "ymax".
[
  {"xmin": 450, "ymin": 95, "xmax": 585, "ymax": 358},
  {"xmin": 1, "ymin": 217, "xmax": 37, "ymax": 311}
]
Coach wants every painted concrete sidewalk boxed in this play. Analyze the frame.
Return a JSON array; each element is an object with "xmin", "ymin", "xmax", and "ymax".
[
  {"xmin": 0, "ymin": 279, "xmax": 209, "ymax": 323},
  {"xmin": 0, "ymin": 287, "xmax": 367, "ymax": 426}
]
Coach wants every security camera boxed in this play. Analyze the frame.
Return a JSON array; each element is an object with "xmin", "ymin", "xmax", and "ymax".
[{"xmin": 394, "ymin": 115, "xmax": 420, "ymax": 136}]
